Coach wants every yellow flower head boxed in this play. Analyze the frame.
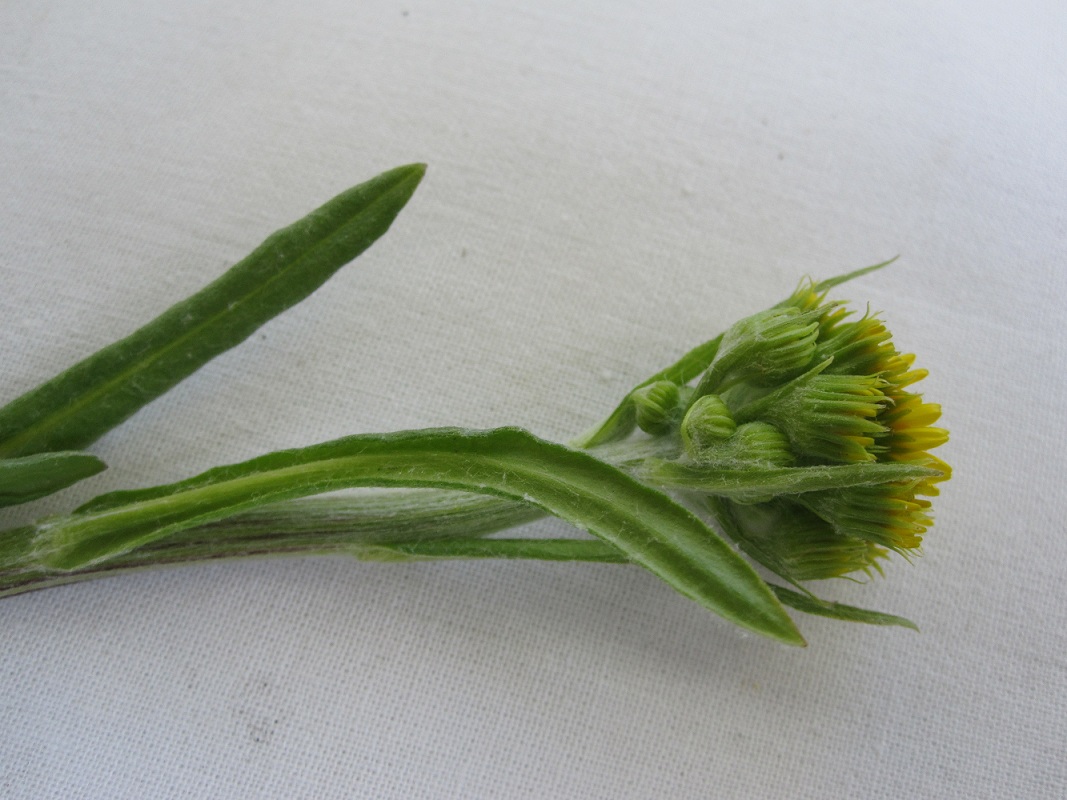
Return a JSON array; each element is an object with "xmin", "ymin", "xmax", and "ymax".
[
  {"xmin": 799, "ymin": 484, "xmax": 933, "ymax": 553},
  {"xmin": 705, "ymin": 272, "xmax": 950, "ymax": 581}
]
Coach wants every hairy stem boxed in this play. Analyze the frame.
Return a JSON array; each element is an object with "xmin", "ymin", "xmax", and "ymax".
[{"xmin": 0, "ymin": 490, "xmax": 543, "ymax": 598}]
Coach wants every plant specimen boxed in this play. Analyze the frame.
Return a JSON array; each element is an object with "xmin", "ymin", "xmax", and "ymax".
[{"xmin": 0, "ymin": 165, "xmax": 949, "ymax": 646}]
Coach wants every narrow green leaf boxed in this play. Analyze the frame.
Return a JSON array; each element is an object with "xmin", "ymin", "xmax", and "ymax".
[
  {"xmin": 639, "ymin": 460, "xmax": 940, "ymax": 502},
  {"xmin": 0, "ymin": 452, "xmax": 107, "ymax": 507},
  {"xmin": 35, "ymin": 426, "xmax": 803, "ymax": 645},
  {"xmin": 812, "ymin": 256, "xmax": 898, "ymax": 294},
  {"xmin": 769, "ymin": 585, "xmax": 918, "ymax": 630},
  {"xmin": 362, "ymin": 537, "xmax": 918, "ymax": 630},
  {"xmin": 0, "ymin": 164, "xmax": 426, "ymax": 458},
  {"xmin": 573, "ymin": 334, "xmax": 723, "ymax": 448}
]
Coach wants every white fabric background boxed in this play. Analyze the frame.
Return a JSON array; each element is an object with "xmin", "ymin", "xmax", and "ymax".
[{"xmin": 2, "ymin": 1, "xmax": 1065, "ymax": 797}]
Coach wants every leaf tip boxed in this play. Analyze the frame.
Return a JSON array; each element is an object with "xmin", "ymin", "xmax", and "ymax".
[
  {"xmin": 775, "ymin": 620, "xmax": 807, "ymax": 647},
  {"xmin": 396, "ymin": 162, "xmax": 427, "ymax": 186}
]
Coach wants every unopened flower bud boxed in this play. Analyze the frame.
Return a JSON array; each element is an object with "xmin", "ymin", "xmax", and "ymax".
[
  {"xmin": 729, "ymin": 422, "xmax": 795, "ymax": 468},
  {"xmin": 631, "ymin": 381, "xmax": 682, "ymax": 435},
  {"xmin": 681, "ymin": 394, "xmax": 736, "ymax": 457},
  {"xmin": 696, "ymin": 305, "xmax": 827, "ymax": 394},
  {"xmin": 682, "ymin": 422, "xmax": 796, "ymax": 503},
  {"xmin": 736, "ymin": 361, "xmax": 888, "ymax": 463}
]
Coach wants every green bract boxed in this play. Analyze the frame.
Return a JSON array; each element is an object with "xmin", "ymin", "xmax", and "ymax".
[{"xmin": 0, "ymin": 169, "xmax": 949, "ymax": 646}]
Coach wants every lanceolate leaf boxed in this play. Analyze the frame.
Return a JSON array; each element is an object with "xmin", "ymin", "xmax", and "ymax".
[
  {"xmin": 33, "ymin": 427, "xmax": 804, "ymax": 645},
  {"xmin": 0, "ymin": 164, "xmax": 426, "ymax": 458},
  {"xmin": 0, "ymin": 452, "xmax": 106, "ymax": 508},
  {"xmin": 811, "ymin": 257, "xmax": 897, "ymax": 294},
  {"xmin": 356, "ymin": 537, "xmax": 917, "ymax": 630},
  {"xmin": 768, "ymin": 585, "xmax": 917, "ymax": 630},
  {"xmin": 639, "ymin": 460, "xmax": 940, "ymax": 502}
]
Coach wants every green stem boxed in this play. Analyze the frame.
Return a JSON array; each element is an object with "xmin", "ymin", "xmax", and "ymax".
[
  {"xmin": 356, "ymin": 536, "xmax": 630, "ymax": 563},
  {"xmin": 0, "ymin": 434, "xmax": 669, "ymax": 595},
  {"xmin": 0, "ymin": 490, "xmax": 542, "ymax": 598},
  {"xmin": 0, "ymin": 434, "xmax": 650, "ymax": 596}
]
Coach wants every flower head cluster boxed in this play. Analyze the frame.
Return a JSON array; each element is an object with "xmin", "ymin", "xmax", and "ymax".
[{"xmin": 637, "ymin": 276, "xmax": 949, "ymax": 583}]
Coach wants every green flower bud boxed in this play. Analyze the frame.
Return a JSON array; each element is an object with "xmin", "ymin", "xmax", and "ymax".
[
  {"xmin": 631, "ymin": 381, "xmax": 682, "ymax": 435},
  {"xmin": 717, "ymin": 498, "xmax": 885, "ymax": 582},
  {"xmin": 683, "ymin": 420, "xmax": 795, "ymax": 469},
  {"xmin": 681, "ymin": 394, "xmax": 736, "ymax": 457},
  {"xmin": 695, "ymin": 304, "xmax": 828, "ymax": 394},
  {"xmin": 687, "ymin": 422, "xmax": 795, "ymax": 502},
  {"xmin": 735, "ymin": 360, "xmax": 888, "ymax": 463},
  {"xmin": 728, "ymin": 422, "xmax": 795, "ymax": 468}
]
